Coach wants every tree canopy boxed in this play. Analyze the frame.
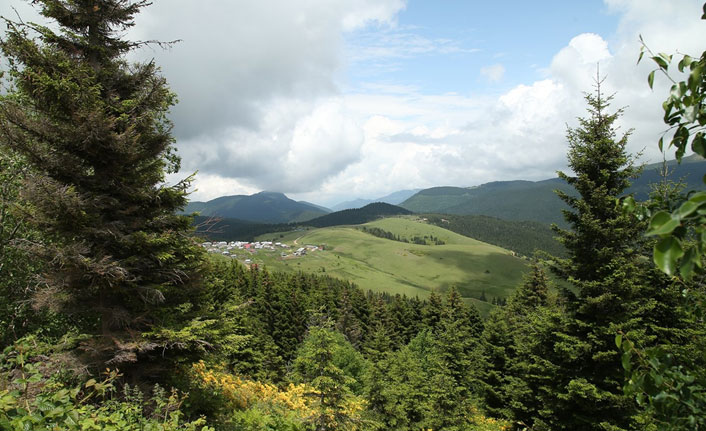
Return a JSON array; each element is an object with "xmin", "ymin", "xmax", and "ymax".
[{"xmin": 0, "ymin": 0, "xmax": 204, "ymax": 367}]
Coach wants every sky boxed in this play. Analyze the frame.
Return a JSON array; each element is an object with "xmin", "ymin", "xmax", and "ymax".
[{"xmin": 1, "ymin": 0, "xmax": 704, "ymax": 208}]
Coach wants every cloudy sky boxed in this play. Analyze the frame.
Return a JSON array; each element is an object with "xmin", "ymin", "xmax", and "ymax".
[{"xmin": 2, "ymin": 0, "xmax": 704, "ymax": 207}]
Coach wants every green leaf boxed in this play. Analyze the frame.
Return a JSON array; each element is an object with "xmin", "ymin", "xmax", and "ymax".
[
  {"xmin": 653, "ymin": 236, "xmax": 684, "ymax": 276},
  {"xmin": 646, "ymin": 211, "xmax": 680, "ymax": 236},
  {"xmin": 692, "ymin": 133, "xmax": 706, "ymax": 157},
  {"xmin": 615, "ymin": 334, "xmax": 623, "ymax": 349},
  {"xmin": 648, "ymin": 70, "xmax": 656, "ymax": 89},
  {"xmin": 690, "ymin": 192, "xmax": 706, "ymax": 203},
  {"xmin": 652, "ymin": 56, "xmax": 669, "ymax": 70},
  {"xmin": 678, "ymin": 55, "xmax": 692, "ymax": 72},
  {"xmin": 676, "ymin": 200, "xmax": 699, "ymax": 218},
  {"xmin": 680, "ymin": 247, "xmax": 697, "ymax": 279},
  {"xmin": 670, "ymin": 83, "xmax": 681, "ymax": 100},
  {"xmin": 621, "ymin": 196, "xmax": 636, "ymax": 214},
  {"xmin": 688, "ymin": 64, "xmax": 703, "ymax": 92},
  {"xmin": 684, "ymin": 105, "xmax": 697, "ymax": 123},
  {"xmin": 622, "ymin": 351, "xmax": 632, "ymax": 372}
]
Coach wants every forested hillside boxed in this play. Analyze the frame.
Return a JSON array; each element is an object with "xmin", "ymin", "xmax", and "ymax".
[
  {"xmin": 423, "ymin": 213, "xmax": 566, "ymax": 257},
  {"xmin": 304, "ymin": 202, "xmax": 412, "ymax": 227},
  {"xmin": 400, "ymin": 157, "xmax": 706, "ymax": 226},
  {"xmin": 192, "ymin": 215, "xmax": 295, "ymax": 242},
  {"xmin": 0, "ymin": 1, "xmax": 704, "ymax": 431},
  {"xmin": 185, "ymin": 191, "xmax": 330, "ymax": 223}
]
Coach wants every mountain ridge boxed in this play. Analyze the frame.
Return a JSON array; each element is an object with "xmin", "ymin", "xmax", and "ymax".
[
  {"xmin": 330, "ymin": 189, "xmax": 420, "ymax": 211},
  {"xmin": 184, "ymin": 191, "xmax": 330, "ymax": 224},
  {"xmin": 400, "ymin": 157, "xmax": 706, "ymax": 226}
]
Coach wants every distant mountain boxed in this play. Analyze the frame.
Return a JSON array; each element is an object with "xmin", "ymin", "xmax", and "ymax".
[
  {"xmin": 305, "ymin": 202, "xmax": 413, "ymax": 228},
  {"xmin": 401, "ymin": 180, "xmax": 574, "ymax": 226},
  {"xmin": 183, "ymin": 191, "xmax": 330, "ymax": 224},
  {"xmin": 629, "ymin": 154, "xmax": 705, "ymax": 199},
  {"xmin": 331, "ymin": 198, "xmax": 373, "ymax": 212},
  {"xmin": 400, "ymin": 156, "xmax": 706, "ymax": 226},
  {"xmin": 331, "ymin": 189, "xmax": 420, "ymax": 211}
]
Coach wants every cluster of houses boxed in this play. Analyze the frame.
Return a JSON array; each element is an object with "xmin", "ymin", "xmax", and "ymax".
[
  {"xmin": 293, "ymin": 245, "xmax": 320, "ymax": 256},
  {"xmin": 201, "ymin": 240, "xmax": 289, "ymax": 257},
  {"xmin": 200, "ymin": 240, "xmax": 321, "ymax": 260}
]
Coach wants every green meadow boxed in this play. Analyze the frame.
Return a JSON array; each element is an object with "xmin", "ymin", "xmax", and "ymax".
[{"xmin": 248, "ymin": 217, "xmax": 528, "ymax": 314}]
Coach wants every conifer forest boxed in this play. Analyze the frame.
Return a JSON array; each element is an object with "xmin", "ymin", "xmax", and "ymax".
[{"xmin": 0, "ymin": 1, "xmax": 705, "ymax": 430}]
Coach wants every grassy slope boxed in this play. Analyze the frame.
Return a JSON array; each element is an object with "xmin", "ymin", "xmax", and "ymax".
[{"xmin": 252, "ymin": 217, "xmax": 527, "ymax": 315}]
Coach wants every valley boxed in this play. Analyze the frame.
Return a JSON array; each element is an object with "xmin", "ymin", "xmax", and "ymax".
[{"xmin": 213, "ymin": 216, "xmax": 528, "ymax": 315}]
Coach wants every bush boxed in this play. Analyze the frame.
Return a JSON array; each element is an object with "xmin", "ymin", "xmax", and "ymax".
[{"xmin": 0, "ymin": 338, "xmax": 212, "ymax": 431}]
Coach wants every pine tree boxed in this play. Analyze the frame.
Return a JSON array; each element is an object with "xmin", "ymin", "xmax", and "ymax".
[
  {"xmin": 421, "ymin": 291, "xmax": 444, "ymax": 333},
  {"xmin": 553, "ymin": 77, "xmax": 640, "ymax": 288},
  {"xmin": 0, "ymin": 1, "xmax": 203, "ymax": 366},
  {"xmin": 336, "ymin": 288, "xmax": 365, "ymax": 349},
  {"xmin": 370, "ymin": 336, "xmax": 432, "ymax": 430},
  {"xmin": 291, "ymin": 322, "xmax": 367, "ymax": 430},
  {"xmin": 432, "ymin": 289, "xmax": 485, "ymax": 414},
  {"xmin": 482, "ymin": 261, "xmax": 559, "ymax": 423},
  {"xmin": 540, "ymin": 78, "xmax": 668, "ymax": 430}
]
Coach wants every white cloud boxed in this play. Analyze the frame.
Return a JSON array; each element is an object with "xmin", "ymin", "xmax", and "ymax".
[
  {"xmin": 3, "ymin": 0, "xmax": 704, "ymax": 207},
  {"xmin": 293, "ymin": 0, "xmax": 705, "ymax": 206},
  {"xmin": 480, "ymin": 63, "xmax": 505, "ymax": 82},
  {"xmin": 125, "ymin": 0, "xmax": 404, "ymax": 201}
]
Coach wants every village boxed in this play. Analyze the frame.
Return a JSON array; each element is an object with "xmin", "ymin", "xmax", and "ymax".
[{"xmin": 200, "ymin": 240, "xmax": 321, "ymax": 265}]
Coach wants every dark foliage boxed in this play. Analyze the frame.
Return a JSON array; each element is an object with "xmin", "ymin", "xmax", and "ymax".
[
  {"xmin": 184, "ymin": 191, "xmax": 329, "ymax": 224},
  {"xmin": 305, "ymin": 202, "xmax": 413, "ymax": 228},
  {"xmin": 0, "ymin": 0, "xmax": 205, "ymax": 368},
  {"xmin": 424, "ymin": 213, "xmax": 566, "ymax": 257}
]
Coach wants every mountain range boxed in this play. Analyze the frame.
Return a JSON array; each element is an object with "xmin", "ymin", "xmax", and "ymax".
[
  {"xmin": 183, "ymin": 191, "xmax": 330, "ymax": 224},
  {"xmin": 184, "ymin": 155, "xmax": 705, "ymax": 226},
  {"xmin": 399, "ymin": 155, "xmax": 705, "ymax": 226},
  {"xmin": 329, "ymin": 189, "xmax": 420, "ymax": 211}
]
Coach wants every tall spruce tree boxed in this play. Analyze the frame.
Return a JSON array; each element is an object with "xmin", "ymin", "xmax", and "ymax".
[
  {"xmin": 0, "ymin": 1, "xmax": 203, "ymax": 366},
  {"xmin": 543, "ymin": 78, "xmax": 655, "ymax": 430}
]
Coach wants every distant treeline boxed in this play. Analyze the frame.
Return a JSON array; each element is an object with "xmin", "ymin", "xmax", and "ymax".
[
  {"xmin": 192, "ymin": 215, "xmax": 294, "ymax": 242},
  {"xmin": 304, "ymin": 202, "xmax": 412, "ymax": 228},
  {"xmin": 360, "ymin": 226, "xmax": 445, "ymax": 245},
  {"xmin": 192, "ymin": 202, "xmax": 413, "ymax": 242},
  {"xmin": 423, "ymin": 213, "xmax": 566, "ymax": 258}
]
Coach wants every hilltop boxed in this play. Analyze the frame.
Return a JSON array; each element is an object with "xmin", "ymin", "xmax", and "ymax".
[
  {"xmin": 399, "ymin": 155, "xmax": 706, "ymax": 226},
  {"xmin": 183, "ymin": 191, "xmax": 330, "ymax": 223},
  {"xmin": 330, "ymin": 189, "xmax": 421, "ymax": 211},
  {"xmin": 304, "ymin": 202, "xmax": 413, "ymax": 227}
]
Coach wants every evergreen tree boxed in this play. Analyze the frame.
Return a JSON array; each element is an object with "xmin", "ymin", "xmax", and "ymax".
[
  {"xmin": 539, "ymin": 79, "xmax": 673, "ymax": 430},
  {"xmin": 421, "ymin": 291, "xmax": 444, "ymax": 333},
  {"xmin": 432, "ymin": 289, "xmax": 485, "ymax": 416},
  {"xmin": 291, "ymin": 321, "xmax": 368, "ymax": 430},
  {"xmin": 336, "ymin": 288, "xmax": 365, "ymax": 349},
  {"xmin": 0, "ymin": 0, "xmax": 203, "ymax": 367},
  {"xmin": 368, "ymin": 335, "xmax": 432, "ymax": 430},
  {"xmin": 482, "ymin": 261, "xmax": 561, "ymax": 424},
  {"xmin": 0, "ymin": 149, "xmax": 63, "ymax": 346},
  {"xmin": 509, "ymin": 260, "xmax": 550, "ymax": 312}
]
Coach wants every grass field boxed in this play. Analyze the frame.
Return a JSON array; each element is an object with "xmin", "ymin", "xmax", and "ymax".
[{"xmin": 242, "ymin": 217, "xmax": 528, "ymax": 315}]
